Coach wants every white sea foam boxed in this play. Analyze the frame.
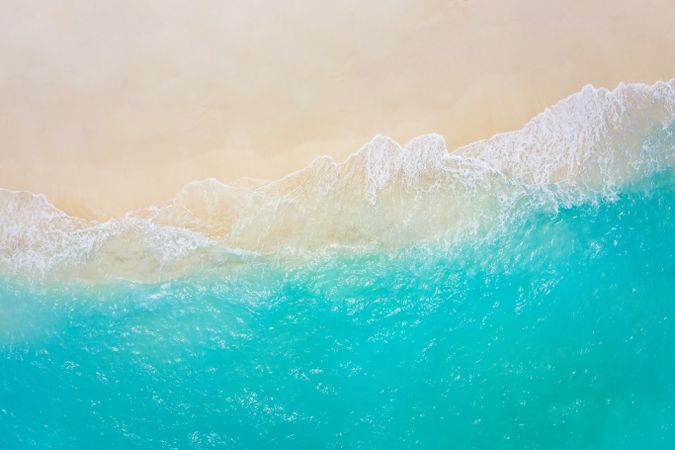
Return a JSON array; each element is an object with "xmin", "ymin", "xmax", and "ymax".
[
  {"xmin": 0, "ymin": 189, "xmax": 249, "ymax": 281},
  {"xmin": 1, "ymin": 80, "xmax": 673, "ymax": 281}
]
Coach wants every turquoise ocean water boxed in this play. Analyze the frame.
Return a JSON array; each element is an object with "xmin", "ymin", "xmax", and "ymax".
[{"xmin": 1, "ymin": 81, "xmax": 674, "ymax": 448}]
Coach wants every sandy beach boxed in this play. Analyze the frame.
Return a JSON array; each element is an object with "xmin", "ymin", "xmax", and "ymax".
[{"xmin": 1, "ymin": 0, "xmax": 673, "ymax": 218}]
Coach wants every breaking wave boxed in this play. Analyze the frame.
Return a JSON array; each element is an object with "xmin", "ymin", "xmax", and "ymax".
[{"xmin": 1, "ymin": 79, "xmax": 673, "ymax": 281}]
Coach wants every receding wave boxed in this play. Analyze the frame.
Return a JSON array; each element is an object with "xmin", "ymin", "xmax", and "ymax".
[{"xmin": 1, "ymin": 79, "xmax": 673, "ymax": 281}]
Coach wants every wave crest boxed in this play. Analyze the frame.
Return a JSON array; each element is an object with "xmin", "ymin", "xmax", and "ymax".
[{"xmin": 1, "ymin": 80, "xmax": 673, "ymax": 281}]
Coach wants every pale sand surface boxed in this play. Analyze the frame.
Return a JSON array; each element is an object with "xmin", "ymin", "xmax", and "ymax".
[{"xmin": 1, "ymin": 0, "xmax": 674, "ymax": 218}]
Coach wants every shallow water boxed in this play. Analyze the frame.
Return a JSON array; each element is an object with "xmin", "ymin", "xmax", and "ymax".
[
  {"xmin": 2, "ymin": 171, "xmax": 674, "ymax": 449},
  {"xmin": 2, "ymin": 80, "xmax": 674, "ymax": 448}
]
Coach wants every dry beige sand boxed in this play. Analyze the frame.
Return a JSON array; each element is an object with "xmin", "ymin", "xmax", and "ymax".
[{"xmin": 1, "ymin": 0, "xmax": 674, "ymax": 218}]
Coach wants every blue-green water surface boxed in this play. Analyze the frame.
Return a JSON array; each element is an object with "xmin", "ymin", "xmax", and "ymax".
[{"xmin": 1, "ymin": 173, "xmax": 674, "ymax": 449}]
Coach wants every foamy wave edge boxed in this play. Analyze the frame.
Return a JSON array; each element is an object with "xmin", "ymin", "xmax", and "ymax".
[{"xmin": 1, "ymin": 79, "xmax": 674, "ymax": 282}]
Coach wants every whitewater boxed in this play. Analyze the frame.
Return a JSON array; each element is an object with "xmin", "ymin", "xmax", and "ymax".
[{"xmin": 1, "ymin": 79, "xmax": 674, "ymax": 449}]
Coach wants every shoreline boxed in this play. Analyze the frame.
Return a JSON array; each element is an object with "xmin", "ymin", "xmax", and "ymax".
[{"xmin": 2, "ymin": 77, "xmax": 673, "ymax": 221}]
